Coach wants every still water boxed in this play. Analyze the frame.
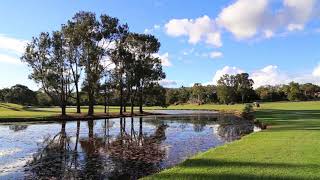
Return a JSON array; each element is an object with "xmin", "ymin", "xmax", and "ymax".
[{"xmin": 0, "ymin": 114, "xmax": 256, "ymax": 179}]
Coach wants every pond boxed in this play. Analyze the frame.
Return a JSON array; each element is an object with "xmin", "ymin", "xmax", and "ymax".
[{"xmin": 0, "ymin": 113, "xmax": 258, "ymax": 179}]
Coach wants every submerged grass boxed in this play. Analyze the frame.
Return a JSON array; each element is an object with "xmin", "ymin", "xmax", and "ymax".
[{"xmin": 144, "ymin": 101, "xmax": 320, "ymax": 179}]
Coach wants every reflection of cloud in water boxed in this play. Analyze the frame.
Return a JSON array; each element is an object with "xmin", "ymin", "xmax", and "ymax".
[
  {"xmin": 0, "ymin": 148, "xmax": 21, "ymax": 157},
  {"xmin": 0, "ymin": 114, "xmax": 256, "ymax": 179}
]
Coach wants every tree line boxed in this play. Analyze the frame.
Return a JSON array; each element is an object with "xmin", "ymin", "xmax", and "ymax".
[
  {"xmin": 166, "ymin": 73, "xmax": 320, "ymax": 105},
  {"xmin": 19, "ymin": 11, "xmax": 165, "ymax": 116},
  {"xmin": 1, "ymin": 74, "xmax": 320, "ymax": 108}
]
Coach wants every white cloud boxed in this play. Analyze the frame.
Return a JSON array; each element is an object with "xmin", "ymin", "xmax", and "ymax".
[
  {"xmin": 153, "ymin": 52, "xmax": 172, "ymax": 67},
  {"xmin": 208, "ymin": 64, "xmax": 320, "ymax": 89},
  {"xmin": 165, "ymin": 15, "xmax": 222, "ymax": 47},
  {"xmin": 159, "ymin": 79, "xmax": 177, "ymax": 87},
  {"xmin": 209, "ymin": 51, "xmax": 223, "ymax": 59},
  {"xmin": 144, "ymin": 24, "xmax": 161, "ymax": 34},
  {"xmin": 0, "ymin": 34, "xmax": 28, "ymax": 54},
  {"xmin": 287, "ymin": 23, "xmax": 304, "ymax": 31},
  {"xmin": 154, "ymin": 24, "xmax": 161, "ymax": 29},
  {"xmin": 216, "ymin": 0, "xmax": 318, "ymax": 39},
  {"xmin": 250, "ymin": 65, "xmax": 288, "ymax": 88},
  {"xmin": 312, "ymin": 64, "xmax": 320, "ymax": 77},
  {"xmin": 217, "ymin": 0, "xmax": 269, "ymax": 39},
  {"xmin": 0, "ymin": 54, "xmax": 22, "ymax": 65},
  {"xmin": 211, "ymin": 66, "xmax": 245, "ymax": 84}
]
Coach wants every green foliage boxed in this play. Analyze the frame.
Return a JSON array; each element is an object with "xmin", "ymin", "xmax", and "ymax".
[{"xmin": 216, "ymin": 74, "xmax": 238, "ymax": 104}]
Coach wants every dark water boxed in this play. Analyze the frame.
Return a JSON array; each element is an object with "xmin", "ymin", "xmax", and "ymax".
[{"xmin": 0, "ymin": 114, "xmax": 257, "ymax": 180}]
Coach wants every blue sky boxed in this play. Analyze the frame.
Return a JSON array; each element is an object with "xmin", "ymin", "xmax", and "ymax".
[{"xmin": 0, "ymin": 0, "xmax": 320, "ymax": 90}]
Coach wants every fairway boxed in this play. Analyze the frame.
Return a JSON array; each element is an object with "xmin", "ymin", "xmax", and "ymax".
[
  {"xmin": 144, "ymin": 101, "xmax": 320, "ymax": 179},
  {"xmin": 0, "ymin": 103, "xmax": 123, "ymax": 119}
]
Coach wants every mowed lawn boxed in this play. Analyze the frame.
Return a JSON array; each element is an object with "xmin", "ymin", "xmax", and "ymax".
[
  {"xmin": 145, "ymin": 101, "xmax": 320, "ymax": 180},
  {"xmin": 0, "ymin": 103, "xmax": 123, "ymax": 118}
]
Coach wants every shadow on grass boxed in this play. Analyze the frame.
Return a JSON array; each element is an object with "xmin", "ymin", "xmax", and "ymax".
[
  {"xmin": 255, "ymin": 109, "xmax": 320, "ymax": 131},
  {"xmin": 0, "ymin": 104, "xmax": 22, "ymax": 111}
]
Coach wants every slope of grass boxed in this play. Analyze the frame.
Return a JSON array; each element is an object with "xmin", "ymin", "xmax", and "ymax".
[{"xmin": 145, "ymin": 101, "xmax": 320, "ymax": 180}]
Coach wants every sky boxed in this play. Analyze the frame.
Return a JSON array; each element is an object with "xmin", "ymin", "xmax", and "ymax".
[{"xmin": 1, "ymin": 0, "xmax": 320, "ymax": 90}]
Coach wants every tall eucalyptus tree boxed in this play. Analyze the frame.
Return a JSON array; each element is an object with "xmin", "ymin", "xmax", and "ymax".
[{"xmin": 21, "ymin": 31, "xmax": 71, "ymax": 115}]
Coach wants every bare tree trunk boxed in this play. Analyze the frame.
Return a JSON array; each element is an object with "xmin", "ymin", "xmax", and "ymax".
[
  {"xmin": 104, "ymin": 88, "xmax": 107, "ymax": 114},
  {"xmin": 75, "ymin": 84, "xmax": 81, "ymax": 113},
  {"xmin": 139, "ymin": 88, "xmax": 143, "ymax": 114},
  {"xmin": 88, "ymin": 89, "xmax": 94, "ymax": 116},
  {"xmin": 61, "ymin": 104, "xmax": 66, "ymax": 116},
  {"xmin": 131, "ymin": 101, "xmax": 134, "ymax": 115},
  {"xmin": 120, "ymin": 78, "xmax": 123, "ymax": 115}
]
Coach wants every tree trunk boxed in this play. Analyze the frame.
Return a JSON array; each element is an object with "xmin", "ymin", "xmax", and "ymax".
[
  {"xmin": 120, "ymin": 79, "xmax": 123, "ymax": 115},
  {"xmin": 104, "ymin": 89, "xmax": 107, "ymax": 114},
  {"xmin": 75, "ymin": 84, "xmax": 81, "ymax": 113},
  {"xmin": 61, "ymin": 105, "xmax": 66, "ymax": 116},
  {"xmin": 242, "ymin": 94, "xmax": 245, "ymax": 104},
  {"xmin": 131, "ymin": 101, "xmax": 134, "ymax": 115},
  {"xmin": 139, "ymin": 88, "xmax": 143, "ymax": 114},
  {"xmin": 88, "ymin": 90, "xmax": 94, "ymax": 116}
]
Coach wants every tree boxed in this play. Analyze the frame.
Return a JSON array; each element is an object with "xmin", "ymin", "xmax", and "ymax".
[
  {"xmin": 216, "ymin": 74, "xmax": 237, "ymax": 104},
  {"xmin": 124, "ymin": 33, "xmax": 165, "ymax": 113},
  {"xmin": 191, "ymin": 83, "xmax": 205, "ymax": 104},
  {"xmin": 235, "ymin": 73, "xmax": 254, "ymax": 103},
  {"xmin": 4, "ymin": 84, "xmax": 37, "ymax": 105},
  {"xmin": 144, "ymin": 83, "xmax": 167, "ymax": 107},
  {"xmin": 287, "ymin": 82, "xmax": 302, "ymax": 101},
  {"xmin": 62, "ymin": 21, "xmax": 83, "ymax": 113},
  {"xmin": 70, "ymin": 11, "xmax": 126, "ymax": 116},
  {"xmin": 21, "ymin": 31, "xmax": 71, "ymax": 115}
]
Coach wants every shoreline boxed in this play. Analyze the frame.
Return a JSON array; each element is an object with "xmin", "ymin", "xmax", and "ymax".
[{"xmin": 0, "ymin": 111, "xmax": 167, "ymax": 123}]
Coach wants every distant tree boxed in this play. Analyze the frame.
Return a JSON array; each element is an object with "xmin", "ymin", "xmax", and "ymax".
[
  {"xmin": 216, "ymin": 74, "xmax": 237, "ymax": 104},
  {"xmin": 166, "ymin": 89, "xmax": 179, "ymax": 105},
  {"xmin": 144, "ymin": 83, "xmax": 167, "ymax": 107},
  {"xmin": 301, "ymin": 83, "xmax": 320, "ymax": 99},
  {"xmin": 4, "ymin": 84, "xmax": 37, "ymax": 105},
  {"xmin": 36, "ymin": 91, "xmax": 53, "ymax": 106},
  {"xmin": 235, "ymin": 73, "xmax": 254, "ymax": 103},
  {"xmin": 178, "ymin": 86, "xmax": 191, "ymax": 104},
  {"xmin": 287, "ymin": 82, "xmax": 302, "ymax": 101},
  {"xmin": 0, "ymin": 88, "xmax": 10, "ymax": 102},
  {"xmin": 191, "ymin": 83, "xmax": 206, "ymax": 104}
]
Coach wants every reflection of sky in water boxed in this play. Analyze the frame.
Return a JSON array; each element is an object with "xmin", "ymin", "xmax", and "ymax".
[{"xmin": 0, "ymin": 115, "xmax": 254, "ymax": 179}]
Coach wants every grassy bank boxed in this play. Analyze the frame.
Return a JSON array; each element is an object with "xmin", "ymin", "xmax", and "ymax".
[
  {"xmin": 0, "ymin": 103, "xmax": 132, "ymax": 119},
  {"xmin": 145, "ymin": 101, "xmax": 320, "ymax": 179}
]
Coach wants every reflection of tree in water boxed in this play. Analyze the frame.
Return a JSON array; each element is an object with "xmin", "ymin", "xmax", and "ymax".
[
  {"xmin": 24, "ymin": 121, "xmax": 74, "ymax": 179},
  {"xmin": 216, "ymin": 119, "xmax": 254, "ymax": 141},
  {"xmin": 106, "ymin": 117, "xmax": 168, "ymax": 179},
  {"xmin": 9, "ymin": 124, "xmax": 28, "ymax": 132},
  {"xmin": 24, "ymin": 118, "xmax": 168, "ymax": 179}
]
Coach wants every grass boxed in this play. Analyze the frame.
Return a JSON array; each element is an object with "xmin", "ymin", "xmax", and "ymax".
[
  {"xmin": 2, "ymin": 101, "xmax": 320, "ymax": 179},
  {"xmin": 0, "ymin": 103, "xmax": 123, "ymax": 119},
  {"xmin": 144, "ymin": 101, "xmax": 320, "ymax": 180}
]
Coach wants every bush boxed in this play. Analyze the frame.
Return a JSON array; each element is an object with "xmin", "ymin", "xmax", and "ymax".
[{"xmin": 242, "ymin": 103, "xmax": 255, "ymax": 120}]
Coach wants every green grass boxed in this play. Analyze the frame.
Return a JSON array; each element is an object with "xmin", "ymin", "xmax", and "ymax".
[
  {"xmin": 0, "ymin": 103, "xmax": 122, "ymax": 118},
  {"xmin": 145, "ymin": 101, "xmax": 320, "ymax": 180},
  {"xmin": 2, "ymin": 101, "xmax": 320, "ymax": 179}
]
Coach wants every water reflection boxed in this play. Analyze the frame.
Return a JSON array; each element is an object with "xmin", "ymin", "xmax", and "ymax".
[
  {"xmin": 0, "ymin": 114, "xmax": 257, "ymax": 179},
  {"xmin": 9, "ymin": 125, "xmax": 28, "ymax": 132}
]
